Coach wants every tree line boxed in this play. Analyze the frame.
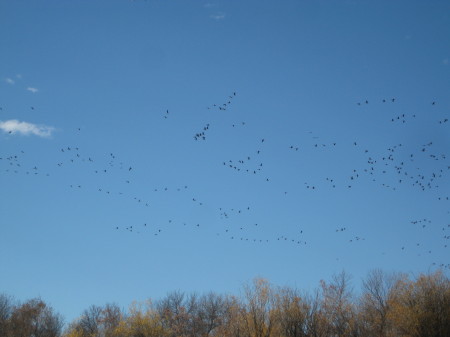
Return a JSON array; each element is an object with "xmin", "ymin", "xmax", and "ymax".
[{"xmin": 1, "ymin": 269, "xmax": 449, "ymax": 337}]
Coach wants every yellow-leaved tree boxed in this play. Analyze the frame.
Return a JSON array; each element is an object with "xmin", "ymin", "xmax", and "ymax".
[
  {"xmin": 388, "ymin": 270, "xmax": 450, "ymax": 337},
  {"xmin": 114, "ymin": 300, "xmax": 169, "ymax": 337}
]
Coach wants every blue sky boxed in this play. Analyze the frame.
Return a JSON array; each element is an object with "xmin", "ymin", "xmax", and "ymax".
[{"xmin": 1, "ymin": 0, "xmax": 450, "ymax": 322}]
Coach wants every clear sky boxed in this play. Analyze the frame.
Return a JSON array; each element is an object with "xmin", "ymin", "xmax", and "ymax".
[{"xmin": 1, "ymin": 0, "xmax": 449, "ymax": 323}]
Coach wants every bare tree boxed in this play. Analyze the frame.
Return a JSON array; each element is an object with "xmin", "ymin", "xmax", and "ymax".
[
  {"xmin": 9, "ymin": 298, "xmax": 63, "ymax": 337},
  {"xmin": 99, "ymin": 303, "xmax": 122, "ymax": 337},
  {"xmin": 157, "ymin": 291, "xmax": 191, "ymax": 336},
  {"xmin": 217, "ymin": 295, "xmax": 247, "ymax": 337},
  {"xmin": 68, "ymin": 303, "xmax": 122, "ymax": 337},
  {"xmin": 303, "ymin": 289, "xmax": 327, "ymax": 337},
  {"xmin": 0, "ymin": 294, "xmax": 14, "ymax": 336},
  {"xmin": 78, "ymin": 305, "xmax": 103, "ymax": 336},
  {"xmin": 388, "ymin": 270, "xmax": 450, "ymax": 337},
  {"xmin": 242, "ymin": 277, "xmax": 278, "ymax": 337},
  {"xmin": 320, "ymin": 271, "xmax": 356, "ymax": 337},
  {"xmin": 196, "ymin": 292, "xmax": 228, "ymax": 336},
  {"xmin": 275, "ymin": 287, "xmax": 309, "ymax": 337},
  {"xmin": 359, "ymin": 269, "xmax": 401, "ymax": 337}
]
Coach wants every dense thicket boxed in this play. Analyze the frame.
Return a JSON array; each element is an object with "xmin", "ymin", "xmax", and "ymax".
[
  {"xmin": 2, "ymin": 270, "xmax": 449, "ymax": 337},
  {"xmin": 0, "ymin": 295, "xmax": 63, "ymax": 337}
]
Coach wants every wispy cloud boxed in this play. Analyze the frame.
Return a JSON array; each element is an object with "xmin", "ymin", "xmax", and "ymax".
[
  {"xmin": 0, "ymin": 119, "xmax": 54, "ymax": 137},
  {"xmin": 27, "ymin": 87, "xmax": 39, "ymax": 93},
  {"xmin": 210, "ymin": 12, "xmax": 225, "ymax": 20},
  {"xmin": 204, "ymin": 3, "xmax": 216, "ymax": 8},
  {"xmin": 443, "ymin": 58, "xmax": 449, "ymax": 66},
  {"xmin": 5, "ymin": 78, "xmax": 15, "ymax": 85}
]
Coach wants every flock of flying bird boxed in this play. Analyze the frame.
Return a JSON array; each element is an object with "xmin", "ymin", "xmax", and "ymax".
[{"xmin": 1, "ymin": 92, "xmax": 450, "ymax": 270}]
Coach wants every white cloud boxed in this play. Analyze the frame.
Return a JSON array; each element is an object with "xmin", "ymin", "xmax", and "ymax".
[
  {"xmin": 0, "ymin": 119, "xmax": 54, "ymax": 137},
  {"xmin": 27, "ymin": 87, "xmax": 39, "ymax": 93},
  {"xmin": 204, "ymin": 3, "xmax": 215, "ymax": 8},
  {"xmin": 443, "ymin": 58, "xmax": 449, "ymax": 66},
  {"xmin": 16, "ymin": 74, "xmax": 22, "ymax": 79},
  {"xmin": 5, "ymin": 78, "xmax": 15, "ymax": 85},
  {"xmin": 210, "ymin": 12, "xmax": 225, "ymax": 20}
]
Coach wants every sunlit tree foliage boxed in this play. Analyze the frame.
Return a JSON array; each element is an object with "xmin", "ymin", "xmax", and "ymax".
[{"xmin": 2, "ymin": 269, "xmax": 449, "ymax": 337}]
